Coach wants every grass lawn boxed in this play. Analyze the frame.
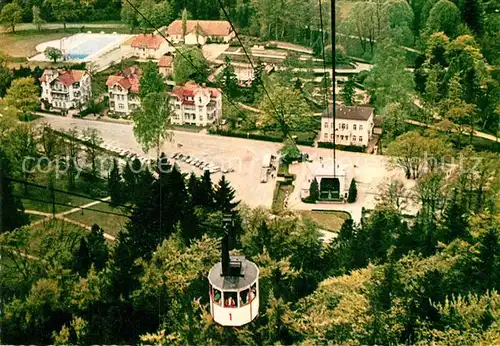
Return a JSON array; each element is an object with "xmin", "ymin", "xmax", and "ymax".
[
  {"xmin": 300, "ymin": 210, "xmax": 350, "ymax": 232},
  {"xmin": 278, "ymin": 162, "xmax": 289, "ymax": 176},
  {"xmin": 272, "ymin": 182, "xmax": 294, "ymax": 213},
  {"xmin": 67, "ymin": 202, "xmax": 130, "ymax": 237}
]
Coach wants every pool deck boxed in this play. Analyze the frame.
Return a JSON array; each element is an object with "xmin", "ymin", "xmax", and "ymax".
[{"xmin": 28, "ymin": 33, "xmax": 134, "ymax": 63}]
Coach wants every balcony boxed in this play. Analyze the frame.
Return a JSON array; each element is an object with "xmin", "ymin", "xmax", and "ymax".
[{"xmin": 51, "ymin": 88, "xmax": 68, "ymax": 94}]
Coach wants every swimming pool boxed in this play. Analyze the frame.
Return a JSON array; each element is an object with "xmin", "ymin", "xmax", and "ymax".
[
  {"xmin": 32, "ymin": 33, "xmax": 133, "ymax": 62},
  {"xmin": 65, "ymin": 35, "xmax": 123, "ymax": 60}
]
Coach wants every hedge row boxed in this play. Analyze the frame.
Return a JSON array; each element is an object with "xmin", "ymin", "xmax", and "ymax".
[
  {"xmin": 209, "ymin": 129, "xmax": 316, "ymax": 147},
  {"xmin": 318, "ymin": 142, "xmax": 366, "ymax": 152},
  {"xmin": 209, "ymin": 129, "xmax": 283, "ymax": 142}
]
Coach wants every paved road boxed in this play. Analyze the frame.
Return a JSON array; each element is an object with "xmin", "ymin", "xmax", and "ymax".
[
  {"xmin": 36, "ymin": 114, "xmax": 415, "ymax": 221},
  {"xmin": 411, "ymin": 99, "xmax": 498, "ymax": 142},
  {"xmin": 1, "ymin": 22, "xmax": 126, "ymax": 33}
]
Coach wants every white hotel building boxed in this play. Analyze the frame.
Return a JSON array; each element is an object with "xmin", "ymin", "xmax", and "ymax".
[
  {"xmin": 320, "ymin": 105, "xmax": 374, "ymax": 147},
  {"xmin": 40, "ymin": 69, "xmax": 92, "ymax": 111},
  {"xmin": 106, "ymin": 66, "xmax": 142, "ymax": 116},
  {"xmin": 170, "ymin": 82, "xmax": 222, "ymax": 127}
]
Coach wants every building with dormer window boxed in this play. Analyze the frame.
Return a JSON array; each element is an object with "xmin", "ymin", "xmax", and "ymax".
[
  {"xmin": 106, "ymin": 66, "xmax": 142, "ymax": 116},
  {"xmin": 169, "ymin": 81, "xmax": 222, "ymax": 127},
  {"xmin": 40, "ymin": 69, "xmax": 92, "ymax": 111},
  {"xmin": 320, "ymin": 105, "xmax": 374, "ymax": 147}
]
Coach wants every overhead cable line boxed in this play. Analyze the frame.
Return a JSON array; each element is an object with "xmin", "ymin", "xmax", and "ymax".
[
  {"xmin": 214, "ymin": 0, "xmax": 290, "ymax": 137},
  {"xmin": 318, "ymin": 0, "xmax": 336, "ymax": 176},
  {"xmin": 330, "ymin": 0, "xmax": 337, "ymax": 177},
  {"xmin": 15, "ymin": 194, "xmax": 131, "ymax": 218},
  {"xmin": 123, "ymin": 0, "xmax": 250, "ymax": 122},
  {"xmin": 7, "ymin": 176, "xmax": 133, "ymax": 211}
]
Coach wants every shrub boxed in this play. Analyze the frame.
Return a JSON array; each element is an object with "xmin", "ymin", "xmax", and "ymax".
[
  {"xmin": 347, "ymin": 179, "xmax": 357, "ymax": 203},
  {"xmin": 318, "ymin": 142, "xmax": 366, "ymax": 152},
  {"xmin": 309, "ymin": 178, "xmax": 319, "ymax": 202}
]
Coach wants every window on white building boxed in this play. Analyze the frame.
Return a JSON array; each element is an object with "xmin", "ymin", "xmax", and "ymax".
[
  {"xmin": 346, "ymin": 124, "xmax": 349, "ymax": 130},
  {"xmin": 360, "ymin": 125, "xmax": 363, "ymax": 130},
  {"xmin": 119, "ymin": 104, "xmax": 124, "ymax": 109},
  {"xmin": 200, "ymin": 115, "xmax": 203, "ymax": 121},
  {"xmin": 353, "ymin": 124, "xmax": 357, "ymax": 130},
  {"xmin": 324, "ymin": 133, "xmax": 328, "ymax": 139},
  {"xmin": 340, "ymin": 135, "xmax": 344, "ymax": 140},
  {"xmin": 341, "ymin": 124, "xmax": 345, "ymax": 129},
  {"xmin": 359, "ymin": 136, "xmax": 363, "ymax": 142},
  {"xmin": 198, "ymin": 106, "xmax": 203, "ymax": 112},
  {"xmin": 324, "ymin": 122, "xmax": 328, "ymax": 128},
  {"xmin": 353, "ymin": 135, "xmax": 356, "ymax": 141}
]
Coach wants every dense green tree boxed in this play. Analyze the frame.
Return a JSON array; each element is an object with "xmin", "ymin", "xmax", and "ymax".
[
  {"xmin": 121, "ymin": 0, "xmax": 139, "ymax": 31},
  {"xmin": 217, "ymin": 56, "xmax": 239, "ymax": 98},
  {"xmin": 347, "ymin": 179, "xmax": 358, "ymax": 203},
  {"xmin": 386, "ymin": 131, "xmax": 428, "ymax": 179},
  {"xmin": 44, "ymin": 0, "xmax": 76, "ymax": 30},
  {"xmin": 0, "ymin": 54, "xmax": 12, "ymax": 98},
  {"xmin": 139, "ymin": 61, "xmax": 165, "ymax": 100},
  {"xmin": 0, "ymin": 150, "xmax": 28, "ymax": 233},
  {"xmin": 214, "ymin": 175, "xmax": 239, "ymax": 214},
  {"xmin": 108, "ymin": 158, "xmax": 123, "ymax": 205},
  {"xmin": 259, "ymin": 85, "xmax": 313, "ymax": 138},
  {"xmin": 199, "ymin": 170, "xmax": 215, "ymax": 209},
  {"xmin": 88, "ymin": 224, "xmax": 109, "ymax": 271},
  {"xmin": 74, "ymin": 238, "xmax": 91, "ymax": 277},
  {"xmin": 181, "ymin": 8, "xmax": 188, "ymax": 40},
  {"xmin": 0, "ymin": 2, "xmax": 23, "ymax": 33},
  {"xmin": 365, "ymin": 40, "xmax": 415, "ymax": 112},
  {"xmin": 382, "ymin": 0, "xmax": 415, "ymax": 45},
  {"xmin": 308, "ymin": 178, "xmax": 319, "ymax": 202},
  {"xmin": 82, "ymin": 127, "xmax": 103, "ymax": 177},
  {"xmin": 426, "ymin": 0, "xmax": 461, "ymax": 37},
  {"xmin": 279, "ymin": 139, "xmax": 301, "ymax": 163},
  {"xmin": 138, "ymin": 0, "xmax": 172, "ymax": 29},
  {"xmin": 32, "ymin": 5, "xmax": 45, "ymax": 31},
  {"xmin": 122, "ymin": 158, "xmax": 147, "ymax": 204},
  {"xmin": 381, "ymin": 102, "xmax": 409, "ymax": 140},
  {"xmin": 133, "ymin": 92, "xmax": 172, "ymax": 159},
  {"xmin": 172, "ymin": 47, "xmax": 209, "ymax": 85},
  {"xmin": 5, "ymin": 77, "xmax": 39, "ymax": 118},
  {"xmin": 340, "ymin": 77, "xmax": 355, "ymax": 106},
  {"xmin": 462, "ymin": 0, "xmax": 483, "ymax": 34}
]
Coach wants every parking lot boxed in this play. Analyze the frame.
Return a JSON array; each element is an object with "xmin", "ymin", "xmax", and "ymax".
[
  {"xmin": 40, "ymin": 115, "xmax": 281, "ymax": 208},
  {"xmin": 39, "ymin": 114, "xmax": 420, "ymax": 214}
]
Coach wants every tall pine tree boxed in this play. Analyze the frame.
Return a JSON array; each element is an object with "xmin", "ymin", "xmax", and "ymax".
[
  {"xmin": 214, "ymin": 175, "xmax": 240, "ymax": 214},
  {"xmin": 88, "ymin": 224, "xmax": 109, "ymax": 271},
  {"xmin": 108, "ymin": 158, "xmax": 123, "ymax": 205},
  {"xmin": 74, "ymin": 237, "xmax": 91, "ymax": 277},
  {"xmin": 199, "ymin": 170, "xmax": 215, "ymax": 209},
  {"xmin": 0, "ymin": 150, "xmax": 27, "ymax": 233}
]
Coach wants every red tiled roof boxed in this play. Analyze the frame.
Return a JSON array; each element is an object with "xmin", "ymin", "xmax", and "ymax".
[
  {"xmin": 130, "ymin": 34, "xmax": 165, "ymax": 49},
  {"xmin": 158, "ymin": 55, "xmax": 173, "ymax": 68},
  {"xmin": 106, "ymin": 66, "xmax": 142, "ymax": 93},
  {"xmin": 170, "ymin": 82, "xmax": 221, "ymax": 103},
  {"xmin": 40, "ymin": 69, "xmax": 86, "ymax": 86},
  {"xmin": 167, "ymin": 20, "xmax": 233, "ymax": 37}
]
